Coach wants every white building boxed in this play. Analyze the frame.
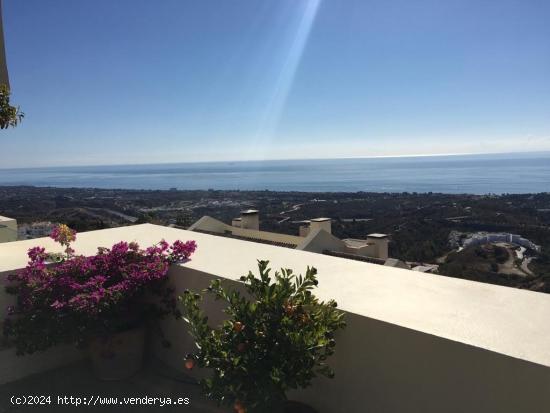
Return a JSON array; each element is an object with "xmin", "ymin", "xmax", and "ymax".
[
  {"xmin": 17, "ymin": 221, "xmax": 56, "ymax": 240},
  {"xmin": 189, "ymin": 210, "xmax": 402, "ymax": 266},
  {"xmin": 462, "ymin": 232, "xmax": 541, "ymax": 252},
  {"xmin": 0, "ymin": 215, "xmax": 17, "ymax": 243}
]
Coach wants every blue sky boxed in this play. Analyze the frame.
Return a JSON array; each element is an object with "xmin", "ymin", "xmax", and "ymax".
[{"xmin": 2, "ymin": 0, "xmax": 550, "ymax": 167}]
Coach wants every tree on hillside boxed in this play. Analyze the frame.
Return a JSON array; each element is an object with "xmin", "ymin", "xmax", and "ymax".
[{"xmin": 176, "ymin": 210, "xmax": 195, "ymax": 229}]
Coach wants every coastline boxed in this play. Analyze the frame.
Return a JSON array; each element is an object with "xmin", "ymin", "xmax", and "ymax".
[{"xmin": 0, "ymin": 152, "xmax": 549, "ymax": 194}]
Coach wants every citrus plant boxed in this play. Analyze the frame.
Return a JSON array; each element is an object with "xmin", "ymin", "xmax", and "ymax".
[{"xmin": 179, "ymin": 260, "xmax": 346, "ymax": 413}]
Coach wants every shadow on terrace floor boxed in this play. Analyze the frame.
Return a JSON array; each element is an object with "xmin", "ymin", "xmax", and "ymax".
[{"xmin": 0, "ymin": 360, "xmax": 224, "ymax": 413}]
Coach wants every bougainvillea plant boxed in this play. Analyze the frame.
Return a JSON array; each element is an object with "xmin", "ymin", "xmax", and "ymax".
[
  {"xmin": 179, "ymin": 260, "xmax": 346, "ymax": 413},
  {"xmin": 3, "ymin": 224, "xmax": 197, "ymax": 355},
  {"xmin": 50, "ymin": 223, "xmax": 77, "ymax": 257}
]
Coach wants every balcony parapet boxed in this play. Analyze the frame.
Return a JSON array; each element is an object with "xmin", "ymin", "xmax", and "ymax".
[{"xmin": 1, "ymin": 224, "xmax": 549, "ymax": 412}]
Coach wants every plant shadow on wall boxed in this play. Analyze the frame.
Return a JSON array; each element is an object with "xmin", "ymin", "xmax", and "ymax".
[
  {"xmin": 3, "ymin": 224, "xmax": 197, "ymax": 380},
  {"xmin": 180, "ymin": 260, "xmax": 346, "ymax": 413}
]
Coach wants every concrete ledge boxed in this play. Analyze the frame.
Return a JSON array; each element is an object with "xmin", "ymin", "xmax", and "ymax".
[
  {"xmin": 154, "ymin": 265, "xmax": 550, "ymax": 413},
  {"xmin": 1, "ymin": 224, "xmax": 549, "ymax": 412}
]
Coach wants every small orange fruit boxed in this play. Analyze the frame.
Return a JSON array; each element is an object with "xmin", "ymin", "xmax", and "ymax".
[
  {"xmin": 284, "ymin": 302, "xmax": 296, "ymax": 315},
  {"xmin": 233, "ymin": 321, "xmax": 245, "ymax": 332},
  {"xmin": 184, "ymin": 358, "xmax": 195, "ymax": 370},
  {"xmin": 234, "ymin": 400, "xmax": 246, "ymax": 413}
]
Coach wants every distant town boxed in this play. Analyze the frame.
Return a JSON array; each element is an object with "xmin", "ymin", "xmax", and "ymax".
[{"xmin": 0, "ymin": 186, "xmax": 548, "ymax": 294}]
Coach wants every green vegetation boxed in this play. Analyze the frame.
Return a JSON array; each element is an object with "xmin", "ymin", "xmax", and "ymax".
[
  {"xmin": 1, "ymin": 186, "xmax": 549, "ymax": 293},
  {"xmin": 439, "ymin": 245, "xmax": 527, "ymax": 288},
  {"xmin": 179, "ymin": 260, "xmax": 345, "ymax": 413},
  {"xmin": 0, "ymin": 85, "xmax": 24, "ymax": 129},
  {"xmin": 175, "ymin": 209, "xmax": 194, "ymax": 228},
  {"xmin": 531, "ymin": 249, "xmax": 550, "ymax": 293}
]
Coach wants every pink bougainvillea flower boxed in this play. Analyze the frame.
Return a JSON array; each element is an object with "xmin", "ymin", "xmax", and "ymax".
[{"xmin": 3, "ymin": 237, "xmax": 197, "ymax": 355}]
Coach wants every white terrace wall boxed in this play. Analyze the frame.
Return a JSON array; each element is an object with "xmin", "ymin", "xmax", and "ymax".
[
  {"xmin": 0, "ymin": 216, "xmax": 17, "ymax": 243},
  {"xmin": 0, "ymin": 269, "xmax": 85, "ymax": 385},
  {"xmin": 0, "ymin": 225, "xmax": 549, "ymax": 412},
  {"xmin": 154, "ymin": 265, "xmax": 550, "ymax": 413}
]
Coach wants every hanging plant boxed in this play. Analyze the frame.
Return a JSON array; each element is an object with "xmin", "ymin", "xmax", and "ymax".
[{"xmin": 0, "ymin": 84, "xmax": 24, "ymax": 129}]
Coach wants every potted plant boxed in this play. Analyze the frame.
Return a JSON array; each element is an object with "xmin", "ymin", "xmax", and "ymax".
[
  {"xmin": 180, "ymin": 260, "xmax": 346, "ymax": 413},
  {"xmin": 3, "ymin": 224, "xmax": 197, "ymax": 380}
]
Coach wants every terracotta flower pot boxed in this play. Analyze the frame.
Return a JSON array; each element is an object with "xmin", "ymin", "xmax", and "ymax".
[{"xmin": 89, "ymin": 327, "xmax": 145, "ymax": 380}]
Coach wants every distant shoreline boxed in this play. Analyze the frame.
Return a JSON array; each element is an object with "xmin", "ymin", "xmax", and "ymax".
[
  {"xmin": 1, "ymin": 153, "xmax": 549, "ymax": 195},
  {"xmin": 0, "ymin": 184, "xmax": 548, "ymax": 197}
]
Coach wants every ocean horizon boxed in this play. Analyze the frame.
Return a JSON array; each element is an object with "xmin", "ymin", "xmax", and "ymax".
[{"xmin": 0, "ymin": 152, "xmax": 549, "ymax": 195}]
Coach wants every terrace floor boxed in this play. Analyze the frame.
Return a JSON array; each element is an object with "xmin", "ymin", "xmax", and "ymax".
[{"xmin": 0, "ymin": 359, "xmax": 222, "ymax": 413}]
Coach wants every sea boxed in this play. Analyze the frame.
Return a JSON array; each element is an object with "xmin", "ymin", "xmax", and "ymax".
[{"xmin": 0, "ymin": 152, "xmax": 549, "ymax": 194}]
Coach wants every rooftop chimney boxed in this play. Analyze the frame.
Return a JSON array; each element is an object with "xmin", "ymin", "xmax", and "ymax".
[
  {"xmin": 309, "ymin": 217, "xmax": 331, "ymax": 234},
  {"xmin": 240, "ymin": 209, "xmax": 259, "ymax": 230},
  {"xmin": 299, "ymin": 221, "xmax": 311, "ymax": 237},
  {"xmin": 366, "ymin": 233, "xmax": 389, "ymax": 260}
]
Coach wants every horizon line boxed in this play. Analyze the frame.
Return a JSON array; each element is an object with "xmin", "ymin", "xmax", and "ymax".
[{"xmin": 1, "ymin": 149, "xmax": 549, "ymax": 171}]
